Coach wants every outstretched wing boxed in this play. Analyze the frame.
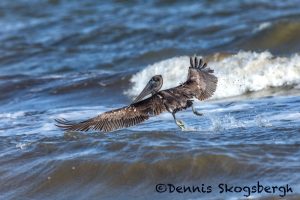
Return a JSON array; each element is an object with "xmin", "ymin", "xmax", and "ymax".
[
  {"xmin": 184, "ymin": 57, "xmax": 218, "ymax": 100},
  {"xmin": 55, "ymin": 95, "xmax": 166, "ymax": 132}
]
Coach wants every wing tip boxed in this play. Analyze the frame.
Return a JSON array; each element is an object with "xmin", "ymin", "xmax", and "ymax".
[
  {"xmin": 189, "ymin": 56, "xmax": 214, "ymax": 74},
  {"xmin": 55, "ymin": 117, "xmax": 120, "ymax": 133},
  {"xmin": 54, "ymin": 118, "xmax": 75, "ymax": 130},
  {"xmin": 188, "ymin": 56, "xmax": 218, "ymax": 100}
]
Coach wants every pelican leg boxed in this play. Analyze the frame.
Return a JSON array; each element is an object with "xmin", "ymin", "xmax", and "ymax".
[
  {"xmin": 172, "ymin": 113, "xmax": 185, "ymax": 130},
  {"xmin": 187, "ymin": 100, "xmax": 203, "ymax": 116},
  {"xmin": 192, "ymin": 104, "xmax": 203, "ymax": 116}
]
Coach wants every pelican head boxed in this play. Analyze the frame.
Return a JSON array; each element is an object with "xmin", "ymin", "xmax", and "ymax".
[{"xmin": 132, "ymin": 75, "xmax": 163, "ymax": 104}]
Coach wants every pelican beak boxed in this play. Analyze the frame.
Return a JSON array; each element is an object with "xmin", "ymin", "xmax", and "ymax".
[{"xmin": 132, "ymin": 80, "xmax": 154, "ymax": 104}]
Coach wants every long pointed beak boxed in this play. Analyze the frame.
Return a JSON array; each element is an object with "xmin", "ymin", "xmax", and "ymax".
[{"xmin": 131, "ymin": 81, "xmax": 154, "ymax": 104}]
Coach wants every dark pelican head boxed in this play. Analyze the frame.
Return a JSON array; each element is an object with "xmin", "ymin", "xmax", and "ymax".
[{"xmin": 132, "ymin": 75, "xmax": 163, "ymax": 104}]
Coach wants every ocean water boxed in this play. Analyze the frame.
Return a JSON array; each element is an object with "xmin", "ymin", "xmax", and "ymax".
[{"xmin": 0, "ymin": 1, "xmax": 300, "ymax": 200}]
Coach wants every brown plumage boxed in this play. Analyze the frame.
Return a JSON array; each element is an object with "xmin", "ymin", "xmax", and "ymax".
[
  {"xmin": 55, "ymin": 95, "xmax": 165, "ymax": 132},
  {"xmin": 55, "ymin": 57, "xmax": 217, "ymax": 132}
]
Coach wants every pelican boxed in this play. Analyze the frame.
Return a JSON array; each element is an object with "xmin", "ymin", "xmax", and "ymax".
[{"xmin": 55, "ymin": 57, "xmax": 218, "ymax": 132}]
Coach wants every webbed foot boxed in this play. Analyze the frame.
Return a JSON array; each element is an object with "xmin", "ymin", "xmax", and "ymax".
[
  {"xmin": 175, "ymin": 119, "xmax": 186, "ymax": 130},
  {"xmin": 172, "ymin": 112, "xmax": 186, "ymax": 131}
]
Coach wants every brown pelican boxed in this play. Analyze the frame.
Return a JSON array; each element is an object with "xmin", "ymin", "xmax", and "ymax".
[{"xmin": 55, "ymin": 57, "xmax": 218, "ymax": 132}]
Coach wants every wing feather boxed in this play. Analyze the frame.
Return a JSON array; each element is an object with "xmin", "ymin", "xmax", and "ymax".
[
  {"xmin": 55, "ymin": 95, "xmax": 166, "ymax": 132},
  {"xmin": 185, "ymin": 57, "xmax": 218, "ymax": 100}
]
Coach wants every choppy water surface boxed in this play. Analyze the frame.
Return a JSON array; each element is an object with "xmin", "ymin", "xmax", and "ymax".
[{"xmin": 0, "ymin": 1, "xmax": 300, "ymax": 200}]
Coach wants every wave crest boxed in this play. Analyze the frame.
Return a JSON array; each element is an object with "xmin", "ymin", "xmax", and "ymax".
[{"xmin": 125, "ymin": 51, "xmax": 300, "ymax": 99}]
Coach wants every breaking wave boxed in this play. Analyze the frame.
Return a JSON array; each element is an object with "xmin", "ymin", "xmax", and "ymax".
[{"xmin": 125, "ymin": 51, "xmax": 300, "ymax": 99}]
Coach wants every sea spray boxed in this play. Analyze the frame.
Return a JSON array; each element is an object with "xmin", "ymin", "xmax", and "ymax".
[{"xmin": 125, "ymin": 51, "xmax": 300, "ymax": 99}]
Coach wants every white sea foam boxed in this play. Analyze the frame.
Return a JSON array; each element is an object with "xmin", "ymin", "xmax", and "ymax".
[
  {"xmin": 16, "ymin": 142, "xmax": 31, "ymax": 150},
  {"xmin": 267, "ymin": 112, "xmax": 300, "ymax": 122},
  {"xmin": 125, "ymin": 51, "xmax": 300, "ymax": 100},
  {"xmin": 0, "ymin": 111, "xmax": 25, "ymax": 119},
  {"xmin": 253, "ymin": 22, "xmax": 272, "ymax": 32}
]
